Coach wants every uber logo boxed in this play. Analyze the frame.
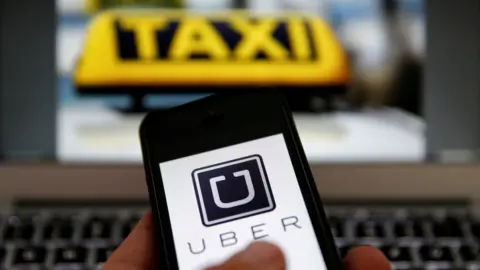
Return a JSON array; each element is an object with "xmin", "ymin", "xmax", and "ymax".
[{"xmin": 192, "ymin": 155, "xmax": 275, "ymax": 227}]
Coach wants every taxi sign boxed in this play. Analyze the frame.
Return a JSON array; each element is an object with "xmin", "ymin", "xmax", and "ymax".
[{"xmin": 74, "ymin": 9, "xmax": 350, "ymax": 93}]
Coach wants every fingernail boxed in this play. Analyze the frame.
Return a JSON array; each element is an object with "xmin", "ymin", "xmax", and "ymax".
[{"xmin": 240, "ymin": 242, "xmax": 285, "ymax": 268}]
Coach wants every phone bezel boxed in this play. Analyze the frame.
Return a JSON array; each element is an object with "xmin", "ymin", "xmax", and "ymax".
[{"xmin": 139, "ymin": 91, "xmax": 343, "ymax": 270}]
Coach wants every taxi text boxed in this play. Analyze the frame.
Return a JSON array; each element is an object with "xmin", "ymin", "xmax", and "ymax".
[{"xmin": 114, "ymin": 16, "xmax": 318, "ymax": 62}]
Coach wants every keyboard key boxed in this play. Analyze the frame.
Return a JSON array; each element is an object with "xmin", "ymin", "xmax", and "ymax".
[
  {"xmin": 459, "ymin": 245, "xmax": 479, "ymax": 262},
  {"xmin": 433, "ymin": 216, "xmax": 463, "ymax": 237},
  {"xmin": 49, "ymin": 266, "xmax": 93, "ymax": 270},
  {"xmin": 43, "ymin": 217, "xmax": 74, "ymax": 240},
  {"xmin": 391, "ymin": 264, "xmax": 416, "ymax": 270},
  {"xmin": 471, "ymin": 222, "xmax": 480, "ymax": 239},
  {"xmin": 95, "ymin": 246, "xmax": 117, "ymax": 263},
  {"xmin": 329, "ymin": 217, "xmax": 345, "ymax": 238},
  {"xmin": 381, "ymin": 246, "xmax": 412, "ymax": 262},
  {"xmin": 419, "ymin": 245, "xmax": 454, "ymax": 262},
  {"xmin": 83, "ymin": 217, "xmax": 114, "ymax": 239},
  {"xmin": 356, "ymin": 221, "xmax": 385, "ymax": 238},
  {"xmin": 339, "ymin": 245, "xmax": 352, "ymax": 258},
  {"xmin": 54, "ymin": 246, "xmax": 88, "ymax": 264},
  {"xmin": 0, "ymin": 248, "xmax": 5, "ymax": 263},
  {"xmin": 13, "ymin": 246, "xmax": 46, "ymax": 264},
  {"xmin": 121, "ymin": 216, "xmax": 140, "ymax": 239},
  {"xmin": 394, "ymin": 220, "xmax": 424, "ymax": 237},
  {"xmin": 4, "ymin": 216, "xmax": 35, "ymax": 241}
]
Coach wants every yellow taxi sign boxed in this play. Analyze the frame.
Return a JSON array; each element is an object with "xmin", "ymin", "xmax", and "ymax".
[{"xmin": 74, "ymin": 10, "xmax": 350, "ymax": 91}]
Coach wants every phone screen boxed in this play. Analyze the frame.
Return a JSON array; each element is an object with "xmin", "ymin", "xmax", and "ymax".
[{"xmin": 159, "ymin": 133, "xmax": 327, "ymax": 270}]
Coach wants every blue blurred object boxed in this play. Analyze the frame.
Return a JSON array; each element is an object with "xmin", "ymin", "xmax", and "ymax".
[
  {"xmin": 327, "ymin": 0, "xmax": 383, "ymax": 28},
  {"xmin": 59, "ymin": 75, "xmax": 207, "ymax": 108}
]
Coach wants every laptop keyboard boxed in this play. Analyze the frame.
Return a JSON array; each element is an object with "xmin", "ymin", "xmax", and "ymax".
[{"xmin": 0, "ymin": 203, "xmax": 478, "ymax": 270}]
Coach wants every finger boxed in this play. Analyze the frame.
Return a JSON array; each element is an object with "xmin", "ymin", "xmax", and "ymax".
[
  {"xmin": 103, "ymin": 211, "xmax": 157, "ymax": 270},
  {"xmin": 206, "ymin": 241, "xmax": 286, "ymax": 270},
  {"xmin": 343, "ymin": 246, "xmax": 391, "ymax": 270}
]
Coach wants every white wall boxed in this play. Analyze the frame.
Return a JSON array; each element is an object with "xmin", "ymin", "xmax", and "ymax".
[
  {"xmin": 57, "ymin": 26, "xmax": 85, "ymax": 75},
  {"xmin": 57, "ymin": 0, "xmax": 85, "ymax": 14}
]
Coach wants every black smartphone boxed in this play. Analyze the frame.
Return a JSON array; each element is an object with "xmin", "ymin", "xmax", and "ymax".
[{"xmin": 139, "ymin": 90, "xmax": 342, "ymax": 270}]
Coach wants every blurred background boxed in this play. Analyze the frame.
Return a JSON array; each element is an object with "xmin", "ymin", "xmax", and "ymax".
[
  {"xmin": 1, "ymin": 1, "xmax": 480, "ymax": 270},
  {"xmin": 56, "ymin": 0, "xmax": 426, "ymax": 163}
]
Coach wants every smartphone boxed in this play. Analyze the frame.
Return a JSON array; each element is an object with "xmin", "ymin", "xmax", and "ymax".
[{"xmin": 140, "ymin": 90, "xmax": 342, "ymax": 270}]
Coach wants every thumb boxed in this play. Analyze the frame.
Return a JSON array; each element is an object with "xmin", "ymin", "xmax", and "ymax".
[
  {"xmin": 206, "ymin": 242, "xmax": 286, "ymax": 270},
  {"xmin": 103, "ymin": 211, "xmax": 157, "ymax": 270}
]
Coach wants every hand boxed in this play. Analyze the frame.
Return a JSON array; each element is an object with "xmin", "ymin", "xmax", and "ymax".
[{"xmin": 103, "ymin": 212, "xmax": 391, "ymax": 270}]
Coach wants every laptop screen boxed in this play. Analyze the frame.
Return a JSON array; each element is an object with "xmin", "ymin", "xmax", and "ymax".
[{"xmin": 56, "ymin": 0, "xmax": 425, "ymax": 163}]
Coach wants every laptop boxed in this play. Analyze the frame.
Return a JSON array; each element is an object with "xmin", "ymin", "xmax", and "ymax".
[{"xmin": 0, "ymin": 0, "xmax": 479, "ymax": 269}]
